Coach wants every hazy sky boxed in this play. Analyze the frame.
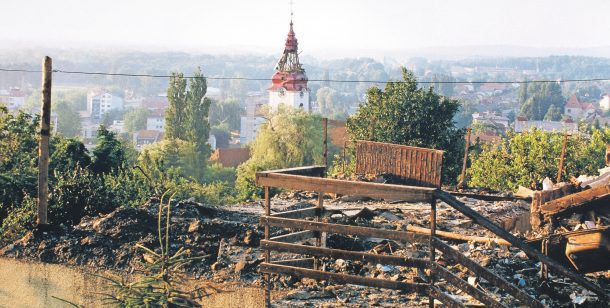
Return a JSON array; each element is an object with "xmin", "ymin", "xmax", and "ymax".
[{"xmin": 2, "ymin": 0, "xmax": 608, "ymax": 52}]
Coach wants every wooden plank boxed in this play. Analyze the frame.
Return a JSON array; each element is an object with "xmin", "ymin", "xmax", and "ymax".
[
  {"xmin": 540, "ymin": 185, "xmax": 610, "ymax": 216},
  {"xmin": 256, "ymin": 172, "xmax": 436, "ymax": 203},
  {"xmin": 416, "ymin": 151, "xmax": 422, "ymax": 186},
  {"xmin": 266, "ymin": 165, "xmax": 327, "ymax": 176},
  {"xmin": 448, "ymin": 192, "xmax": 531, "ymax": 202},
  {"xmin": 260, "ymin": 216, "xmax": 429, "ymax": 243},
  {"xmin": 272, "ymin": 258, "xmax": 315, "ymax": 268},
  {"xmin": 423, "ymin": 151, "xmax": 430, "ymax": 187},
  {"xmin": 271, "ymin": 207, "xmax": 320, "ymax": 219},
  {"xmin": 429, "ymin": 152, "xmax": 436, "ymax": 188},
  {"xmin": 270, "ymin": 230, "xmax": 319, "ymax": 243},
  {"xmin": 405, "ymin": 149, "xmax": 412, "ymax": 185},
  {"xmin": 430, "ymin": 263, "xmax": 507, "ymax": 308},
  {"xmin": 356, "ymin": 140, "xmax": 444, "ymax": 155},
  {"xmin": 434, "ymin": 190, "xmax": 609, "ymax": 302},
  {"xmin": 260, "ymin": 263, "xmax": 429, "ymax": 294},
  {"xmin": 261, "ymin": 240, "xmax": 430, "ymax": 268},
  {"xmin": 436, "ymin": 154, "xmax": 443, "ymax": 188},
  {"xmin": 429, "ymin": 286, "xmax": 467, "ymax": 308}
]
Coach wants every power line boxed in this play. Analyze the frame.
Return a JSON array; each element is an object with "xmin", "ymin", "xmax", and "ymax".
[{"xmin": 0, "ymin": 67, "xmax": 608, "ymax": 84}]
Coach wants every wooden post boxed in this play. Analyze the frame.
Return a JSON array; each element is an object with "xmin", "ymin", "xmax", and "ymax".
[
  {"xmin": 264, "ymin": 186, "xmax": 270, "ymax": 307},
  {"xmin": 457, "ymin": 127, "xmax": 472, "ymax": 188},
  {"xmin": 556, "ymin": 134, "xmax": 568, "ymax": 183},
  {"xmin": 323, "ymin": 118, "xmax": 328, "ymax": 167},
  {"xmin": 370, "ymin": 117, "xmax": 376, "ymax": 142},
  {"xmin": 37, "ymin": 56, "xmax": 52, "ymax": 226},
  {"xmin": 429, "ymin": 198, "xmax": 437, "ymax": 308}
]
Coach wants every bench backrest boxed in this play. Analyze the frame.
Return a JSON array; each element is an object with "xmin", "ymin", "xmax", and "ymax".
[{"xmin": 355, "ymin": 140, "xmax": 444, "ymax": 188}]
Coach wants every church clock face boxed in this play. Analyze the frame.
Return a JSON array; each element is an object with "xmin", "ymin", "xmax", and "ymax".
[
  {"xmin": 278, "ymin": 87, "xmax": 286, "ymax": 97},
  {"xmin": 299, "ymin": 90, "xmax": 304, "ymax": 97}
]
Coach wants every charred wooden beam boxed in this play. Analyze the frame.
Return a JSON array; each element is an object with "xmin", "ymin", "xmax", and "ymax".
[
  {"xmin": 434, "ymin": 238, "xmax": 546, "ymax": 308},
  {"xmin": 448, "ymin": 192, "xmax": 531, "ymax": 203},
  {"xmin": 261, "ymin": 240, "xmax": 430, "ymax": 268},
  {"xmin": 269, "ymin": 231, "xmax": 318, "ymax": 243},
  {"xmin": 435, "ymin": 190, "xmax": 610, "ymax": 302},
  {"xmin": 271, "ymin": 258, "xmax": 315, "ymax": 268},
  {"xmin": 255, "ymin": 172, "xmax": 436, "ymax": 203},
  {"xmin": 260, "ymin": 216, "xmax": 429, "ymax": 243},
  {"xmin": 429, "ymin": 286, "xmax": 467, "ymax": 308},
  {"xmin": 264, "ymin": 165, "xmax": 327, "ymax": 176},
  {"xmin": 540, "ymin": 185, "xmax": 610, "ymax": 219},
  {"xmin": 271, "ymin": 207, "xmax": 321, "ymax": 219},
  {"xmin": 430, "ymin": 263, "xmax": 507, "ymax": 308},
  {"xmin": 259, "ymin": 263, "xmax": 429, "ymax": 294}
]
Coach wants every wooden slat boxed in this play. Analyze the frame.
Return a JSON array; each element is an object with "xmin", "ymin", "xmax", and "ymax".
[
  {"xmin": 261, "ymin": 240, "xmax": 430, "ymax": 268},
  {"xmin": 271, "ymin": 207, "xmax": 320, "ymax": 219},
  {"xmin": 429, "ymin": 286, "xmax": 467, "ymax": 308},
  {"xmin": 267, "ymin": 165, "xmax": 327, "ymax": 176},
  {"xmin": 256, "ymin": 172, "xmax": 436, "ymax": 203},
  {"xmin": 435, "ymin": 190, "xmax": 609, "ymax": 302},
  {"xmin": 260, "ymin": 216, "xmax": 429, "ymax": 243},
  {"xmin": 270, "ymin": 230, "xmax": 318, "ymax": 243},
  {"xmin": 433, "ymin": 238, "xmax": 548, "ymax": 308},
  {"xmin": 272, "ymin": 258, "xmax": 315, "ymax": 268},
  {"xmin": 356, "ymin": 140, "xmax": 444, "ymax": 154},
  {"xmin": 260, "ymin": 263, "xmax": 429, "ymax": 294},
  {"xmin": 430, "ymin": 263, "xmax": 507, "ymax": 308}
]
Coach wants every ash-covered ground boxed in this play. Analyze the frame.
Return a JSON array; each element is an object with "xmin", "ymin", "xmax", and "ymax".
[{"xmin": 1, "ymin": 191, "xmax": 608, "ymax": 307}]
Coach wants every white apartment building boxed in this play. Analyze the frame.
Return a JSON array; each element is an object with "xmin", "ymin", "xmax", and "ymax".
[{"xmin": 86, "ymin": 87, "xmax": 123, "ymax": 119}]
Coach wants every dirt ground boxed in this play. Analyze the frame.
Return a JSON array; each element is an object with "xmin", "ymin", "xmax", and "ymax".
[{"xmin": 1, "ymin": 190, "xmax": 609, "ymax": 307}]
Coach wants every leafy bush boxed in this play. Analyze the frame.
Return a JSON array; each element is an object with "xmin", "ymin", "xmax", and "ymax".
[{"xmin": 467, "ymin": 127, "xmax": 609, "ymax": 191}]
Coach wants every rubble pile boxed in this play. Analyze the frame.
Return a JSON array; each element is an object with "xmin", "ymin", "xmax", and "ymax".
[{"xmin": 0, "ymin": 189, "xmax": 608, "ymax": 307}]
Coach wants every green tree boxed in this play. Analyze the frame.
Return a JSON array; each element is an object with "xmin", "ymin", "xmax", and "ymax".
[
  {"xmin": 321, "ymin": 69, "xmax": 331, "ymax": 88},
  {"xmin": 229, "ymin": 71, "xmax": 248, "ymax": 103},
  {"xmin": 53, "ymin": 100, "xmax": 82, "ymax": 138},
  {"xmin": 346, "ymin": 67, "xmax": 466, "ymax": 185},
  {"xmin": 138, "ymin": 138, "xmax": 205, "ymax": 182},
  {"xmin": 90, "ymin": 126, "xmax": 128, "ymax": 174},
  {"xmin": 49, "ymin": 138, "xmax": 91, "ymax": 175},
  {"xmin": 211, "ymin": 124, "xmax": 231, "ymax": 149},
  {"xmin": 471, "ymin": 122, "xmax": 498, "ymax": 135},
  {"xmin": 544, "ymin": 104, "xmax": 563, "ymax": 121},
  {"xmin": 517, "ymin": 77, "xmax": 528, "ymax": 106},
  {"xmin": 430, "ymin": 74, "xmax": 454, "ymax": 97},
  {"xmin": 236, "ymin": 106, "xmax": 325, "ymax": 200},
  {"xmin": 123, "ymin": 106, "xmax": 149, "ymax": 133},
  {"xmin": 454, "ymin": 99, "xmax": 477, "ymax": 128},
  {"xmin": 316, "ymin": 87, "xmax": 341, "ymax": 115},
  {"xmin": 518, "ymin": 79, "xmax": 564, "ymax": 120},
  {"xmin": 209, "ymin": 99, "xmax": 242, "ymax": 131}
]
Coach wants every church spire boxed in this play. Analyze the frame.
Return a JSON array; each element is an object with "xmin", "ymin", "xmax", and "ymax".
[{"xmin": 274, "ymin": 2, "xmax": 303, "ymax": 73}]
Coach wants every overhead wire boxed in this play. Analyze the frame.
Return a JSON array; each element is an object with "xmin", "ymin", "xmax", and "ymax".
[{"xmin": 0, "ymin": 67, "xmax": 608, "ymax": 84}]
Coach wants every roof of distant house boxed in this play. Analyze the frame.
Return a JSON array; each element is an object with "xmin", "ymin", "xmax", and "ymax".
[
  {"xmin": 142, "ymin": 100, "xmax": 169, "ymax": 109},
  {"xmin": 137, "ymin": 130, "xmax": 162, "ymax": 139},
  {"xmin": 148, "ymin": 108, "xmax": 165, "ymax": 118},
  {"xmin": 9, "ymin": 90, "xmax": 26, "ymax": 97},
  {"xmin": 566, "ymin": 94, "xmax": 581, "ymax": 108}
]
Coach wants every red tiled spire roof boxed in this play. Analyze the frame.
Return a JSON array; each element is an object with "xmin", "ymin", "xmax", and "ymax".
[{"xmin": 566, "ymin": 94, "xmax": 580, "ymax": 108}]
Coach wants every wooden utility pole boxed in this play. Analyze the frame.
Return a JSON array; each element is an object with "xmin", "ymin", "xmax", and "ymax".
[
  {"xmin": 557, "ymin": 134, "xmax": 568, "ymax": 183},
  {"xmin": 370, "ymin": 117, "xmax": 376, "ymax": 141},
  {"xmin": 457, "ymin": 127, "xmax": 472, "ymax": 188},
  {"xmin": 37, "ymin": 56, "xmax": 52, "ymax": 226}
]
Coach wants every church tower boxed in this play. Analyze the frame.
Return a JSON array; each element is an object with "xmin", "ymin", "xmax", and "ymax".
[{"xmin": 267, "ymin": 19, "xmax": 310, "ymax": 111}]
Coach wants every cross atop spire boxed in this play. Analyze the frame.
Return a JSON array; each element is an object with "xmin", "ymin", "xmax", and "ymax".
[{"xmin": 289, "ymin": 0, "xmax": 295, "ymax": 19}]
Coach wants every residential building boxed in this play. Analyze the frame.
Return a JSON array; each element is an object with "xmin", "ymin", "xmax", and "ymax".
[
  {"xmin": 514, "ymin": 117, "xmax": 578, "ymax": 134},
  {"xmin": 565, "ymin": 94, "xmax": 601, "ymax": 119},
  {"xmin": 267, "ymin": 20, "xmax": 310, "ymax": 111},
  {"xmin": 135, "ymin": 130, "xmax": 165, "ymax": 146},
  {"xmin": 240, "ymin": 106, "xmax": 266, "ymax": 144},
  {"xmin": 472, "ymin": 111, "xmax": 510, "ymax": 131},
  {"xmin": 205, "ymin": 87, "xmax": 221, "ymax": 101},
  {"xmin": 600, "ymin": 94, "xmax": 610, "ymax": 110},
  {"xmin": 108, "ymin": 120, "xmax": 125, "ymax": 135},
  {"xmin": 146, "ymin": 109, "xmax": 165, "ymax": 132},
  {"xmin": 86, "ymin": 87, "xmax": 123, "ymax": 119},
  {"xmin": 0, "ymin": 90, "xmax": 9, "ymax": 108},
  {"xmin": 82, "ymin": 122, "xmax": 102, "ymax": 140},
  {"xmin": 8, "ymin": 89, "xmax": 26, "ymax": 110}
]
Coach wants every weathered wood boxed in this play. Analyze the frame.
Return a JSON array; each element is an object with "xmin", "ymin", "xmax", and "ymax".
[
  {"xmin": 260, "ymin": 216, "xmax": 429, "ymax": 243},
  {"xmin": 271, "ymin": 207, "xmax": 320, "ymax": 219},
  {"xmin": 448, "ymin": 192, "xmax": 531, "ymax": 202},
  {"xmin": 432, "ymin": 238, "xmax": 548, "ymax": 308},
  {"xmin": 540, "ymin": 185, "xmax": 610, "ymax": 217},
  {"xmin": 256, "ymin": 172, "xmax": 436, "ymax": 203},
  {"xmin": 37, "ymin": 56, "xmax": 52, "ymax": 226},
  {"xmin": 429, "ymin": 286, "xmax": 467, "ymax": 308},
  {"xmin": 266, "ymin": 165, "xmax": 327, "ymax": 176},
  {"xmin": 430, "ymin": 263, "xmax": 507, "ymax": 308},
  {"xmin": 406, "ymin": 225, "xmax": 511, "ymax": 245},
  {"xmin": 261, "ymin": 240, "xmax": 430, "ymax": 268},
  {"xmin": 269, "ymin": 231, "xmax": 318, "ymax": 243},
  {"xmin": 531, "ymin": 183, "xmax": 573, "ymax": 229},
  {"xmin": 323, "ymin": 118, "xmax": 328, "ymax": 166},
  {"xmin": 458, "ymin": 127, "xmax": 472, "ymax": 188},
  {"xmin": 260, "ymin": 263, "xmax": 429, "ymax": 294},
  {"xmin": 271, "ymin": 258, "xmax": 315, "ymax": 269},
  {"xmin": 264, "ymin": 186, "xmax": 270, "ymax": 307},
  {"xmin": 435, "ymin": 190, "xmax": 610, "ymax": 302}
]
